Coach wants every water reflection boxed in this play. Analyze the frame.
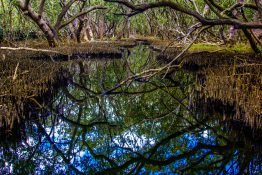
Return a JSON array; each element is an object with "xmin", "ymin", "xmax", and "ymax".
[
  {"xmin": 199, "ymin": 61, "xmax": 262, "ymax": 128},
  {"xmin": 0, "ymin": 56, "xmax": 62, "ymax": 146},
  {"xmin": 0, "ymin": 46, "xmax": 261, "ymax": 174}
]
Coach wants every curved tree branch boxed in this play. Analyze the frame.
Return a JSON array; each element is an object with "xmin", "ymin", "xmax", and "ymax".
[
  {"xmin": 105, "ymin": 0, "xmax": 262, "ymax": 29},
  {"xmin": 55, "ymin": 0, "xmax": 78, "ymax": 30},
  {"xmin": 59, "ymin": 6, "xmax": 107, "ymax": 30},
  {"xmin": 38, "ymin": 0, "xmax": 46, "ymax": 16}
]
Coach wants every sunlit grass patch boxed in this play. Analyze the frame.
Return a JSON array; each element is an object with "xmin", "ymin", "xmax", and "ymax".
[{"xmin": 189, "ymin": 43, "xmax": 254, "ymax": 53}]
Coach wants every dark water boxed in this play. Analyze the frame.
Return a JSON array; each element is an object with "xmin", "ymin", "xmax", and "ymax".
[{"xmin": 0, "ymin": 45, "xmax": 261, "ymax": 174}]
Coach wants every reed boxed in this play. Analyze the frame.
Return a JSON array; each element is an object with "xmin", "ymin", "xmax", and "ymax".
[
  {"xmin": 0, "ymin": 57, "xmax": 61, "ymax": 130},
  {"xmin": 201, "ymin": 62, "xmax": 262, "ymax": 129}
]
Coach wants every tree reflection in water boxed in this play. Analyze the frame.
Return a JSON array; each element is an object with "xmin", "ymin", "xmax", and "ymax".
[{"xmin": 0, "ymin": 46, "xmax": 261, "ymax": 174}]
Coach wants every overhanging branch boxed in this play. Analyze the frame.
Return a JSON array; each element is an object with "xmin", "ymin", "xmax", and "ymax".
[
  {"xmin": 105, "ymin": 0, "xmax": 262, "ymax": 29},
  {"xmin": 59, "ymin": 6, "xmax": 107, "ymax": 30}
]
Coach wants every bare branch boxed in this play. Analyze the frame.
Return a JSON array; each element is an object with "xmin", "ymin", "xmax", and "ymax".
[
  {"xmin": 205, "ymin": 0, "xmax": 224, "ymax": 11},
  {"xmin": 105, "ymin": 0, "xmax": 262, "ymax": 29},
  {"xmin": 37, "ymin": 123, "xmax": 85, "ymax": 175},
  {"xmin": 203, "ymin": 0, "xmax": 224, "ymax": 17},
  {"xmin": 59, "ymin": 114, "xmax": 117, "ymax": 128},
  {"xmin": 59, "ymin": 6, "xmax": 107, "ymax": 30},
  {"xmin": 55, "ymin": 0, "xmax": 78, "ymax": 30},
  {"xmin": 0, "ymin": 46, "xmax": 61, "ymax": 54},
  {"xmin": 25, "ymin": 0, "xmax": 30, "ymax": 7},
  {"xmin": 105, "ymin": 0, "xmax": 204, "ymax": 20},
  {"xmin": 38, "ymin": 0, "xmax": 46, "ymax": 16},
  {"xmin": 189, "ymin": 0, "xmax": 200, "ymax": 14},
  {"xmin": 222, "ymin": 3, "xmax": 260, "ymax": 15}
]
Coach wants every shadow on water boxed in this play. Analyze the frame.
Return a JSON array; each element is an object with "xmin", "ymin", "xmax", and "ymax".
[{"xmin": 0, "ymin": 45, "xmax": 261, "ymax": 174}]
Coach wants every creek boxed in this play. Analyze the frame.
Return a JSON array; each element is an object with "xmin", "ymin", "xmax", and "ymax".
[{"xmin": 0, "ymin": 44, "xmax": 261, "ymax": 174}]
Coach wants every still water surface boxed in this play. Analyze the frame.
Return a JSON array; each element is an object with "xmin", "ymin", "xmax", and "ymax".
[{"xmin": 0, "ymin": 45, "xmax": 261, "ymax": 174}]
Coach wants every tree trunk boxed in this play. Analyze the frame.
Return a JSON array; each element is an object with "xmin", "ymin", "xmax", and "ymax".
[
  {"xmin": 229, "ymin": 26, "xmax": 236, "ymax": 41},
  {"xmin": 98, "ymin": 14, "xmax": 105, "ymax": 39},
  {"xmin": 126, "ymin": 17, "xmax": 130, "ymax": 38},
  {"xmin": 65, "ymin": 12, "xmax": 77, "ymax": 40},
  {"xmin": 46, "ymin": 35, "xmax": 57, "ymax": 47},
  {"xmin": 252, "ymin": 2, "xmax": 262, "ymax": 40},
  {"xmin": 243, "ymin": 29, "xmax": 260, "ymax": 53},
  {"xmin": 17, "ymin": 1, "xmax": 57, "ymax": 47},
  {"xmin": 76, "ymin": 15, "xmax": 94, "ymax": 43},
  {"xmin": 34, "ymin": 19, "xmax": 57, "ymax": 47},
  {"xmin": 76, "ymin": 18, "xmax": 84, "ymax": 43}
]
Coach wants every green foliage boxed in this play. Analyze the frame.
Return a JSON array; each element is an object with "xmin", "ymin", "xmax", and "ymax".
[
  {"xmin": 1, "ymin": 44, "xmax": 261, "ymax": 174},
  {"xmin": 0, "ymin": 0, "xmax": 261, "ymax": 48}
]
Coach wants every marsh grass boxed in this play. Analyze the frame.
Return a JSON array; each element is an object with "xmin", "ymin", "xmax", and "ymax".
[
  {"xmin": 1, "ymin": 39, "xmax": 261, "ymax": 130},
  {"xmin": 200, "ymin": 61, "xmax": 262, "ymax": 129},
  {"xmin": 189, "ymin": 43, "xmax": 254, "ymax": 54},
  {"xmin": 0, "ymin": 40, "xmax": 130, "ymax": 131},
  {"xmin": 0, "ymin": 57, "xmax": 61, "ymax": 130}
]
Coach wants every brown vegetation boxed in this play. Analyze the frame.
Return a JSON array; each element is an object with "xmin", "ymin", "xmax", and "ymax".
[
  {"xmin": 192, "ymin": 57, "xmax": 262, "ymax": 129},
  {"xmin": 0, "ymin": 56, "xmax": 61, "ymax": 130}
]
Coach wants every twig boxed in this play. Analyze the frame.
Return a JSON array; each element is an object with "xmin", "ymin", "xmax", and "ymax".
[
  {"xmin": 163, "ymin": 26, "xmax": 211, "ymax": 77},
  {"xmin": 12, "ymin": 63, "xmax": 19, "ymax": 81}
]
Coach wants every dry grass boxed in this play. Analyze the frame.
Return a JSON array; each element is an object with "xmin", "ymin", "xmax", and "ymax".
[
  {"xmin": 0, "ymin": 57, "xmax": 61, "ymax": 129},
  {"xmin": 200, "ymin": 62, "xmax": 262, "ymax": 129},
  {"xmin": 1, "ymin": 38, "xmax": 261, "ymax": 130}
]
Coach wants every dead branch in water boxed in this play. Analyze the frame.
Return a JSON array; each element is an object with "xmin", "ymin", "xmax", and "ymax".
[{"xmin": 0, "ymin": 46, "xmax": 62, "ymax": 54}]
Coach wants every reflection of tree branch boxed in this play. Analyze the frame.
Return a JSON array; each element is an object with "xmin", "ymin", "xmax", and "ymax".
[
  {"xmin": 149, "ymin": 81, "xmax": 231, "ymax": 142},
  {"xmin": 99, "ymin": 65, "xmax": 180, "ymax": 96},
  {"xmin": 81, "ymin": 131, "xmax": 117, "ymax": 167},
  {"xmin": 100, "ymin": 28, "xmax": 207, "ymax": 97},
  {"xmin": 162, "ymin": 101, "xmax": 194, "ymax": 126},
  {"xmin": 61, "ymin": 86, "xmax": 87, "ymax": 103},
  {"xmin": 70, "ymin": 80, "xmax": 99, "ymax": 97},
  {"xmin": 149, "ymin": 81, "xmax": 194, "ymax": 115},
  {"xmin": 26, "ymin": 141, "xmax": 41, "ymax": 162},
  {"xmin": 100, "ymin": 139, "xmax": 242, "ymax": 175},
  {"xmin": 37, "ymin": 122, "xmax": 84, "ymax": 175},
  {"xmin": 67, "ymin": 106, "xmax": 83, "ymax": 159},
  {"xmin": 216, "ymin": 152, "xmax": 235, "ymax": 175},
  {"xmin": 97, "ymin": 121, "xmax": 206, "ymax": 174},
  {"xmin": 97, "ymin": 143, "xmax": 206, "ymax": 174},
  {"xmin": 180, "ymin": 151, "xmax": 212, "ymax": 173},
  {"xmin": 190, "ymin": 156, "xmax": 230, "ymax": 172},
  {"xmin": 69, "ymin": 63, "xmax": 176, "ymax": 98},
  {"xmin": 238, "ymin": 151, "xmax": 254, "ymax": 175},
  {"xmin": 58, "ymin": 113, "xmax": 117, "ymax": 129},
  {"xmin": 106, "ymin": 85, "xmax": 177, "ymax": 95},
  {"xmin": 127, "ymin": 162, "xmax": 141, "ymax": 175},
  {"xmin": 143, "ymin": 110, "xmax": 175, "ymax": 121}
]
